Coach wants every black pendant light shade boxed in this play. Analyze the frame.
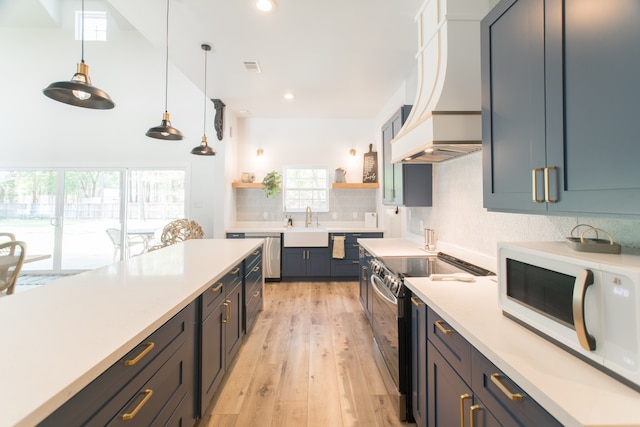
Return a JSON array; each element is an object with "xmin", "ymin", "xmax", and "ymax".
[
  {"xmin": 191, "ymin": 43, "xmax": 216, "ymax": 156},
  {"xmin": 43, "ymin": 1, "xmax": 114, "ymax": 109},
  {"xmin": 191, "ymin": 135, "xmax": 216, "ymax": 155},
  {"xmin": 146, "ymin": 111, "xmax": 184, "ymax": 140},
  {"xmin": 148, "ymin": 0, "xmax": 184, "ymax": 140}
]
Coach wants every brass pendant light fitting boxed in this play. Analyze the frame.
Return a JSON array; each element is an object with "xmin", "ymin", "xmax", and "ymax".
[
  {"xmin": 147, "ymin": 0, "xmax": 184, "ymax": 140},
  {"xmin": 43, "ymin": 0, "xmax": 115, "ymax": 109},
  {"xmin": 191, "ymin": 43, "xmax": 216, "ymax": 155}
]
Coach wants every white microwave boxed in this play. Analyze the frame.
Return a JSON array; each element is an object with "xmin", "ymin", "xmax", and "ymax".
[{"xmin": 498, "ymin": 241, "xmax": 640, "ymax": 391}]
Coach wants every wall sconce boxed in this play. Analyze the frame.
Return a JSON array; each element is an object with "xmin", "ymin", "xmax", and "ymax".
[
  {"xmin": 257, "ymin": 148, "xmax": 264, "ymax": 156},
  {"xmin": 349, "ymin": 148, "xmax": 356, "ymax": 156}
]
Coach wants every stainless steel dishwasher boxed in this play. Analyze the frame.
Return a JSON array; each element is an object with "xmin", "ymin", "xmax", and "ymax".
[{"xmin": 244, "ymin": 232, "xmax": 281, "ymax": 280}]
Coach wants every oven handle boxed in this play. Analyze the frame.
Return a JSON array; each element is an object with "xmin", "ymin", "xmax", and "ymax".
[
  {"xmin": 573, "ymin": 269, "xmax": 596, "ymax": 351},
  {"xmin": 370, "ymin": 273, "xmax": 397, "ymax": 305}
]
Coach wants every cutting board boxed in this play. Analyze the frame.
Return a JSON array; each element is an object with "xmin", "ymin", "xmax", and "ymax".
[
  {"xmin": 365, "ymin": 212, "xmax": 377, "ymax": 228},
  {"xmin": 362, "ymin": 144, "xmax": 378, "ymax": 183}
]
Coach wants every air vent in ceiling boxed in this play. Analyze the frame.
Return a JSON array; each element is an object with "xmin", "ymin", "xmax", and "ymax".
[{"xmin": 243, "ymin": 61, "xmax": 262, "ymax": 73}]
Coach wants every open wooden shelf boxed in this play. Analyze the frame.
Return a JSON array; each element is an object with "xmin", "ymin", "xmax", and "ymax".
[
  {"xmin": 331, "ymin": 182, "xmax": 379, "ymax": 189},
  {"xmin": 232, "ymin": 182, "xmax": 264, "ymax": 189},
  {"xmin": 233, "ymin": 182, "xmax": 379, "ymax": 189}
]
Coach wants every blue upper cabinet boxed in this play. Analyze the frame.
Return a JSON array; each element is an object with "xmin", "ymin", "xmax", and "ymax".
[
  {"xmin": 482, "ymin": 0, "xmax": 640, "ymax": 216},
  {"xmin": 382, "ymin": 106, "xmax": 433, "ymax": 207}
]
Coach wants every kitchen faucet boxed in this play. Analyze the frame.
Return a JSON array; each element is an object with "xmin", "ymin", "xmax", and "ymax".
[{"xmin": 305, "ymin": 206, "xmax": 312, "ymax": 227}]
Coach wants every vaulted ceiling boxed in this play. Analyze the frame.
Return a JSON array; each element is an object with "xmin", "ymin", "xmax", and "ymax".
[{"xmin": 2, "ymin": 0, "xmax": 419, "ymax": 119}]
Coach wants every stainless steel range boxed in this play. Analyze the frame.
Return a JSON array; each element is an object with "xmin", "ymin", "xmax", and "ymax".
[{"xmin": 368, "ymin": 252, "xmax": 493, "ymax": 421}]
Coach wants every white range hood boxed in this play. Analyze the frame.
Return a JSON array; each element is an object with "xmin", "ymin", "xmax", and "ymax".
[{"xmin": 391, "ymin": 0, "xmax": 492, "ymax": 163}]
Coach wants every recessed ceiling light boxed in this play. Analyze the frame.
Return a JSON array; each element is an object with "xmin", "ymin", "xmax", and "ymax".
[
  {"xmin": 256, "ymin": 0, "xmax": 277, "ymax": 12},
  {"xmin": 239, "ymin": 109, "xmax": 250, "ymax": 114},
  {"xmin": 284, "ymin": 92, "xmax": 295, "ymax": 100}
]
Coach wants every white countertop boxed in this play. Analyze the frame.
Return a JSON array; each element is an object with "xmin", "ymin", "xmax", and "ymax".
[
  {"xmin": 357, "ymin": 237, "xmax": 432, "ymax": 257},
  {"xmin": 225, "ymin": 225, "xmax": 384, "ymax": 233},
  {"xmin": 405, "ymin": 276, "xmax": 640, "ymax": 427},
  {"xmin": 0, "ymin": 239, "xmax": 262, "ymax": 427}
]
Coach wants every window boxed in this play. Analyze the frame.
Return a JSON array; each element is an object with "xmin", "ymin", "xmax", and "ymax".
[
  {"xmin": 283, "ymin": 167, "xmax": 329, "ymax": 212},
  {"xmin": 75, "ymin": 11, "xmax": 107, "ymax": 41}
]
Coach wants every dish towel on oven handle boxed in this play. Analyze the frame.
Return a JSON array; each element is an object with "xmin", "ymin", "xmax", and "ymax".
[{"xmin": 332, "ymin": 235, "xmax": 345, "ymax": 259}]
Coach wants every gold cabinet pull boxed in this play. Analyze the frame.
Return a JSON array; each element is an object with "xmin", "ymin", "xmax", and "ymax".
[
  {"xmin": 459, "ymin": 393, "xmax": 471, "ymax": 427},
  {"xmin": 469, "ymin": 404, "xmax": 481, "ymax": 427},
  {"xmin": 490, "ymin": 373, "xmax": 523, "ymax": 401},
  {"xmin": 435, "ymin": 320, "xmax": 453, "ymax": 335},
  {"xmin": 252, "ymin": 290, "xmax": 260, "ymax": 299},
  {"xmin": 544, "ymin": 166, "xmax": 558, "ymax": 203},
  {"xmin": 352, "ymin": 260, "xmax": 359, "ymax": 264},
  {"xmin": 230, "ymin": 267, "xmax": 240, "ymax": 275},
  {"xmin": 351, "ymin": 233, "xmax": 362, "ymax": 236},
  {"xmin": 121, "ymin": 389, "xmax": 153, "ymax": 420},
  {"xmin": 211, "ymin": 282, "xmax": 223, "ymax": 292},
  {"xmin": 222, "ymin": 301, "xmax": 230, "ymax": 323},
  {"xmin": 252, "ymin": 266, "xmax": 260, "ymax": 272},
  {"xmin": 253, "ymin": 250, "xmax": 260, "ymax": 255},
  {"xmin": 411, "ymin": 296, "xmax": 424, "ymax": 307},
  {"xmin": 532, "ymin": 168, "xmax": 544, "ymax": 203},
  {"xmin": 123, "ymin": 342, "xmax": 155, "ymax": 366}
]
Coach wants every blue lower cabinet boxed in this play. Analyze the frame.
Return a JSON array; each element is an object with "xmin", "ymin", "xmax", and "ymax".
[
  {"xmin": 40, "ymin": 303, "xmax": 197, "ymax": 427},
  {"xmin": 281, "ymin": 247, "xmax": 330, "ymax": 280},
  {"xmin": 330, "ymin": 232, "xmax": 383, "ymax": 280},
  {"xmin": 424, "ymin": 303, "xmax": 561, "ymax": 427}
]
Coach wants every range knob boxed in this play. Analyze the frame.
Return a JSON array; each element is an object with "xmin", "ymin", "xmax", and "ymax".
[{"xmin": 386, "ymin": 276, "xmax": 399, "ymax": 294}]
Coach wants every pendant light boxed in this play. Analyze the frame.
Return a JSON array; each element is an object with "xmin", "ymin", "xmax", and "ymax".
[
  {"xmin": 146, "ymin": 0, "xmax": 184, "ymax": 140},
  {"xmin": 43, "ymin": 0, "xmax": 115, "ymax": 109},
  {"xmin": 191, "ymin": 44, "xmax": 216, "ymax": 156}
]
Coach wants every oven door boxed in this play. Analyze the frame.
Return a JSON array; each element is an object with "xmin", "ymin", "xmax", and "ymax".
[{"xmin": 370, "ymin": 272, "xmax": 400, "ymax": 388}]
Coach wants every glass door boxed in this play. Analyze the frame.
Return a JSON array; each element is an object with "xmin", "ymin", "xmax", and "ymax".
[
  {"xmin": 0, "ymin": 170, "xmax": 57, "ymax": 272},
  {"xmin": 61, "ymin": 170, "xmax": 123, "ymax": 270},
  {"xmin": 0, "ymin": 168, "xmax": 186, "ymax": 275}
]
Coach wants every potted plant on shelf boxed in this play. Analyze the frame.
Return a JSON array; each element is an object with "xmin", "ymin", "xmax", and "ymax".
[{"xmin": 262, "ymin": 170, "xmax": 282, "ymax": 198}]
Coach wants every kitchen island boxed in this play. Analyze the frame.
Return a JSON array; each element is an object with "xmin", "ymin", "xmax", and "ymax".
[{"xmin": 0, "ymin": 239, "xmax": 262, "ymax": 427}]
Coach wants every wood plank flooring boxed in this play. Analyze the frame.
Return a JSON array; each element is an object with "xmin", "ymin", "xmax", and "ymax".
[{"xmin": 199, "ymin": 281, "xmax": 415, "ymax": 427}]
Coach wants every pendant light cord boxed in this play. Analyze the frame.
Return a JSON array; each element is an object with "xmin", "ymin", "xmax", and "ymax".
[
  {"xmin": 164, "ymin": 0, "xmax": 170, "ymax": 113},
  {"xmin": 203, "ymin": 47, "xmax": 208, "ymax": 135},
  {"xmin": 80, "ymin": 0, "xmax": 85, "ymax": 63}
]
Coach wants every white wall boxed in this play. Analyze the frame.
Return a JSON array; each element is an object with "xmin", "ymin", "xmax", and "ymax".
[
  {"xmin": 0, "ymin": 2, "xmax": 232, "ymax": 237},
  {"xmin": 235, "ymin": 118, "xmax": 374, "ymax": 185}
]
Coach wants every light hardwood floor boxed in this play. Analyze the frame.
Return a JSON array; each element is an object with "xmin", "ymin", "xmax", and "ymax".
[{"xmin": 199, "ymin": 281, "xmax": 415, "ymax": 427}]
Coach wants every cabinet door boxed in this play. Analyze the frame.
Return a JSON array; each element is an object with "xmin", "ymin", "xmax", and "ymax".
[
  {"xmin": 201, "ymin": 301, "xmax": 225, "ymax": 410},
  {"xmin": 382, "ymin": 112, "xmax": 398, "ymax": 205},
  {"xmin": 427, "ymin": 341, "xmax": 473, "ymax": 427},
  {"xmin": 410, "ymin": 295, "xmax": 427, "ymax": 427},
  {"xmin": 282, "ymin": 248, "xmax": 306, "ymax": 277},
  {"xmin": 471, "ymin": 348, "xmax": 561, "ymax": 427},
  {"xmin": 481, "ymin": 0, "xmax": 547, "ymax": 212},
  {"xmin": 307, "ymin": 247, "xmax": 331, "ymax": 277},
  {"xmin": 225, "ymin": 283, "xmax": 243, "ymax": 369},
  {"xmin": 545, "ymin": 0, "xmax": 640, "ymax": 215}
]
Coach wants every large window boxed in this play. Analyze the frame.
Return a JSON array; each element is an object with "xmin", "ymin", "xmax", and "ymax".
[
  {"xmin": 283, "ymin": 167, "xmax": 329, "ymax": 212},
  {"xmin": 0, "ymin": 168, "xmax": 186, "ymax": 273}
]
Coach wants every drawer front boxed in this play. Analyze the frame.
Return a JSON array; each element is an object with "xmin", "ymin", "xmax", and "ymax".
[
  {"xmin": 427, "ymin": 306, "xmax": 471, "ymax": 385},
  {"xmin": 225, "ymin": 232, "xmax": 245, "ymax": 239},
  {"xmin": 346, "ymin": 232, "xmax": 382, "ymax": 243},
  {"xmin": 202, "ymin": 263, "xmax": 242, "ymax": 317},
  {"xmin": 41, "ymin": 303, "xmax": 196, "ymax": 426},
  {"xmin": 245, "ymin": 247, "xmax": 263, "ymax": 273},
  {"xmin": 471, "ymin": 348, "xmax": 561, "ymax": 427},
  {"xmin": 331, "ymin": 259, "xmax": 360, "ymax": 277},
  {"xmin": 245, "ymin": 285, "xmax": 262, "ymax": 328},
  {"xmin": 105, "ymin": 340, "xmax": 195, "ymax": 426},
  {"xmin": 245, "ymin": 268, "xmax": 262, "ymax": 300}
]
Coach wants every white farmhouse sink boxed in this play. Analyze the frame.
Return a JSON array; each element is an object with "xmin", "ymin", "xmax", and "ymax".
[{"xmin": 283, "ymin": 227, "xmax": 329, "ymax": 247}]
